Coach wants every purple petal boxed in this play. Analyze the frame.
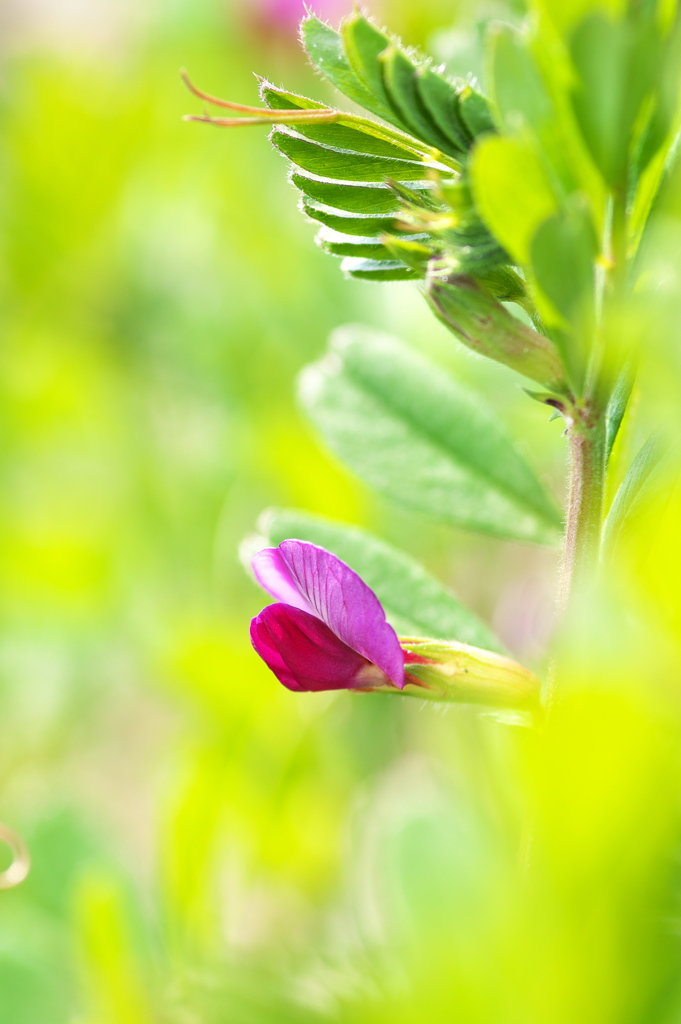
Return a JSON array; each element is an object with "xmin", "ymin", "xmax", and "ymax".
[
  {"xmin": 278, "ymin": 540, "xmax": 404, "ymax": 688},
  {"xmin": 250, "ymin": 603, "xmax": 387, "ymax": 692},
  {"xmin": 251, "ymin": 547, "xmax": 316, "ymax": 615}
]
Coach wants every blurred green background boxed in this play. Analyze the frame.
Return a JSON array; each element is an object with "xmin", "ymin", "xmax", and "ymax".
[{"xmin": 0, "ymin": 0, "xmax": 596, "ymax": 1020}]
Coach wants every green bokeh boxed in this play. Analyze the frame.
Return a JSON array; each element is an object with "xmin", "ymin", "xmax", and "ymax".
[{"xmin": 3, "ymin": 0, "xmax": 680, "ymax": 1020}]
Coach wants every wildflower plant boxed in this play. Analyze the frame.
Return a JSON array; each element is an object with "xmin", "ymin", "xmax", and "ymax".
[
  {"xmin": 185, "ymin": 1, "xmax": 680, "ymax": 707},
  {"xmin": 183, "ymin": 2, "xmax": 681, "ymax": 1017}
]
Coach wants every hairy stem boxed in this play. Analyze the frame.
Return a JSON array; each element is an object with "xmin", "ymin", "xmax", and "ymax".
[{"xmin": 558, "ymin": 411, "xmax": 607, "ymax": 614}]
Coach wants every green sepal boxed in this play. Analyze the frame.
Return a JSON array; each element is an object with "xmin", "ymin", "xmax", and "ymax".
[
  {"xmin": 472, "ymin": 265, "xmax": 527, "ymax": 303},
  {"xmin": 398, "ymin": 638, "xmax": 541, "ymax": 710}
]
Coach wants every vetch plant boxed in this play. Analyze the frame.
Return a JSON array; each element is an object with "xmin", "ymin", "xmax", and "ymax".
[
  {"xmin": 185, "ymin": 2, "xmax": 680, "ymax": 709},
  {"xmin": 181, "ymin": 8, "xmax": 681, "ymax": 1016}
]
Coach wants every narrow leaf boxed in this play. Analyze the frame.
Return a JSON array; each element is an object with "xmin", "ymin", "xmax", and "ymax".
[
  {"xmin": 605, "ymin": 361, "xmax": 636, "ymax": 463},
  {"xmin": 297, "ymin": 326, "xmax": 563, "ymax": 543},
  {"xmin": 602, "ymin": 433, "xmax": 666, "ymax": 552},
  {"xmin": 487, "ymin": 25, "xmax": 553, "ymax": 133},
  {"xmin": 320, "ymin": 237, "xmax": 394, "ymax": 259},
  {"xmin": 257, "ymin": 507, "xmax": 504, "ymax": 650},
  {"xmin": 340, "ymin": 14, "xmax": 402, "ymax": 125},
  {"xmin": 292, "ymin": 174, "xmax": 411, "ymax": 215},
  {"xmin": 272, "ymin": 129, "xmax": 439, "ymax": 182},
  {"xmin": 301, "ymin": 200, "xmax": 405, "ymax": 237},
  {"xmin": 341, "ymin": 259, "xmax": 419, "ymax": 281},
  {"xmin": 301, "ymin": 15, "xmax": 385, "ymax": 118},
  {"xmin": 458, "ymin": 86, "xmax": 496, "ymax": 137},
  {"xmin": 380, "ymin": 47, "xmax": 458, "ymax": 156},
  {"xmin": 415, "ymin": 67, "xmax": 472, "ymax": 153}
]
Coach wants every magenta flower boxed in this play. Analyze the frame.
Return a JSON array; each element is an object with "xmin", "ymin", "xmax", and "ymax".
[{"xmin": 250, "ymin": 540, "xmax": 405, "ymax": 692}]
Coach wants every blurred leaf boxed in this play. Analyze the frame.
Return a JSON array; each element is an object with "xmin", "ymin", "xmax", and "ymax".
[
  {"xmin": 76, "ymin": 874, "xmax": 153, "ymax": 1024},
  {"xmin": 532, "ymin": 210, "xmax": 596, "ymax": 324},
  {"xmin": 381, "ymin": 236, "xmax": 432, "ymax": 272},
  {"xmin": 320, "ymin": 237, "xmax": 394, "ymax": 259},
  {"xmin": 531, "ymin": 207, "xmax": 597, "ymax": 387},
  {"xmin": 458, "ymin": 86, "xmax": 496, "ymax": 138},
  {"xmin": 341, "ymin": 258, "xmax": 419, "ymax": 280},
  {"xmin": 605, "ymin": 361, "xmax": 636, "ymax": 463},
  {"xmin": 0, "ymin": 955, "xmax": 71, "ymax": 1024},
  {"xmin": 487, "ymin": 25, "xmax": 553, "ymax": 133},
  {"xmin": 298, "ymin": 325, "xmax": 563, "ymax": 543},
  {"xmin": 603, "ymin": 433, "xmax": 666, "ymax": 553},
  {"xmin": 569, "ymin": 13, "xmax": 659, "ymax": 187},
  {"xmin": 471, "ymin": 135, "xmax": 558, "ymax": 264},
  {"xmin": 259, "ymin": 506, "xmax": 503, "ymax": 650}
]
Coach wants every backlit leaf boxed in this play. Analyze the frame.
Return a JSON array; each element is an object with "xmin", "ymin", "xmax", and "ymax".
[
  {"xmin": 272, "ymin": 130, "xmax": 441, "ymax": 182},
  {"xmin": 298, "ymin": 325, "xmax": 563, "ymax": 543},
  {"xmin": 471, "ymin": 135, "xmax": 558, "ymax": 264}
]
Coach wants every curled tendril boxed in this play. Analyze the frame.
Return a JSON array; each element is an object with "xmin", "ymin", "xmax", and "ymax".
[
  {"xmin": 180, "ymin": 68, "xmax": 338, "ymax": 128},
  {"xmin": 0, "ymin": 823, "xmax": 30, "ymax": 891}
]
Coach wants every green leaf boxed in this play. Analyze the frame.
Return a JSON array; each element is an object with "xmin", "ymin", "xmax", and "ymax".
[
  {"xmin": 531, "ymin": 209, "xmax": 596, "ymax": 324},
  {"xmin": 605, "ymin": 361, "xmax": 636, "ymax": 463},
  {"xmin": 415, "ymin": 67, "xmax": 471, "ymax": 154},
  {"xmin": 257, "ymin": 507, "xmax": 504, "ymax": 650},
  {"xmin": 301, "ymin": 200, "xmax": 405, "ymax": 237},
  {"xmin": 487, "ymin": 25, "xmax": 553, "ymax": 133},
  {"xmin": 381, "ymin": 236, "xmax": 432, "ymax": 272},
  {"xmin": 531, "ymin": 207, "xmax": 597, "ymax": 388},
  {"xmin": 272, "ymin": 129, "xmax": 439, "ymax": 182},
  {"xmin": 602, "ymin": 433, "xmax": 666, "ymax": 552},
  {"xmin": 458, "ymin": 85, "xmax": 496, "ymax": 137},
  {"xmin": 301, "ymin": 15, "xmax": 387, "ymax": 120},
  {"xmin": 292, "ymin": 174, "xmax": 413, "ymax": 215},
  {"xmin": 297, "ymin": 325, "xmax": 563, "ymax": 543},
  {"xmin": 569, "ymin": 13, "xmax": 660, "ymax": 186},
  {"xmin": 340, "ymin": 13, "xmax": 400, "ymax": 125},
  {"xmin": 470, "ymin": 135, "xmax": 558, "ymax": 264},
  {"xmin": 261, "ymin": 80, "xmax": 434, "ymax": 159},
  {"xmin": 320, "ymin": 237, "xmax": 395, "ymax": 259},
  {"xmin": 380, "ymin": 47, "xmax": 458, "ymax": 156},
  {"xmin": 341, "ymin": 259, "xmax": 419, "ymax": 281}
]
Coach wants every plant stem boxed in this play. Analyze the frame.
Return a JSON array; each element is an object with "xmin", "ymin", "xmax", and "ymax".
[{"xmin": 558, "ymin": 410, "xmax": 607, "ymax": 614}]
